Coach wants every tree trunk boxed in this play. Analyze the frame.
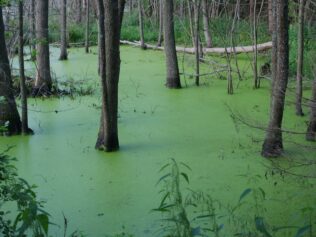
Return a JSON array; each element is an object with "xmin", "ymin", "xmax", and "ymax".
[
  {"xmin": 34, "ymin": 0, "xmax": 52, "ymax": 96},
  {"xmin": 163, "ymin": 0, "xmax": 181, "ymax": 88},
  {"xmin": 194, "ymin": 0, "xmax": 201, "ymax": 86},
  {"xmin": 119, "ymin": 0, "xmax": 126, "ymax": 28},
  {"xmin": 253, "ymin": 0, "xmax": 259, "ymax": 89},
  {"xmin": 262, "ymin": 0, "xmax": 289, "ymax": 158},
  {"xmin": 18, "ymin": 1, "xmax": 32, "ymax": 135},
  {"xmin": 249, "ymin": 0, "xmax": 254, "ymax": 22},
  {"xmin": 129, "ymin": 0, "xmax": 133, "ymax": 14},
  {"xmin": 295, "ymin": 0, "xmax": 305, "ymax": 116},
  {"xmin": 76, "ymin": 0, "xmax": 82, "ymax": 23},
  {"xmin": 157, "ymin": 0, "xmax": 163, "ymax": 47},
  {"xmin": 0, "ymin": 7, "xmax": 22, "ymax": 135},
  {"xmin": 268, "ymin": 0, "xmax": 273, "ymax": 34},
  {"xmin": 85, "ymin": 0, "xmax": 90, "ymax": 53},
  {"xmin": 138, "ymin": 0, "xmax": 146, "ymax": 49},
  {"xmin": 202, "ymin": 0, "xmax": 212, "ymax": 48},
  {"xmin": 306, "ymin": 78, "xmax": 316, "ymax": 141},
  {"xmin": 187, "ymin": 0, "xmax": 195, "ymax": 47},
  {"xmin": 30, "ymin": 0, "xmax": 36, "ymax": 53},
  {"xmin": 95, "ymin": 0, "xmax": 125, "ymax": 152},
  {"xmin": 59, "ymin": 0, "xmax": 68, "ymax": 60}
]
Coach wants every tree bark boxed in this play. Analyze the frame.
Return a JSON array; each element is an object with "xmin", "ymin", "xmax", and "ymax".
[
  {"xmin": 194, "ymin": 0, "xmax": 201, "ymax": 86},
  {"xmin": 295, "ymin": 0, "xmax": 305, "ymax": 116},
  {"xmin": 306, "ymin": 78, "xmax": 316, "ymax": 141},
  {"xmin": 253, "ymin": 0, "xmax": 259, "ymax": 89},
  {"xmin": 0, "ymin": 6, "xmax": 22, "ymax": 135},
  {"xmin": 85, "ymin": 0, "xmax": 90, "ymax": 53},
  {"xmin": 95, "ymin": 0, "xmax": 125, "ymax": 152},
  {"xmin": 59, "ymin": 0, "xmax": 68, "ymax": 60},
  {"xmin": 163, "ymin": 0, "xmax": 181, "ymax": 88},
  {"xmin": 249, "ymin": 0, "xmax": 254, "ymax": 22},
  {"xmin": 34, "ymin": 0, "xmax": 52, "ymax": 96},
  {"xmin": 202, "ymin": 0, "xmax": 212, "ymax": 48},
  {"xmin": 119, "ymin": 0, "xmax": 126, "ymax": 28},
  {"xmin": 187, "ymin": 0, "xmax": 195, "ymax": 47},
  {"xmin": 268, "ymin": 0, "xmax": 273, "ymax": 34},
  {"xmin": 76, "ymin": 0, "xmax": 82, "ymax": 23},
  {"xmin": 157, "ymin": 0, "xmax": 163, "ymax": 47},
  {"xmin": 262, "ymin": 0, "xmax": 289, "ymax": 158},
  {"xmin": 30, "ymin": 0, "xmax": 36, "ymax": 53},
  {"xmin": 18, "ymin": 1, "xmax": 32, "ymax": 135},
  {"xmin": 138, "ymin": 0, "xmax": 146, "ymax": 49}
]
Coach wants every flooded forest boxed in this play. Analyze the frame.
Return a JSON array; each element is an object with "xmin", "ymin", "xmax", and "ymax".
[{"xmin": 0, "ymin": 0, "xmax": 316, "ymax": 236}]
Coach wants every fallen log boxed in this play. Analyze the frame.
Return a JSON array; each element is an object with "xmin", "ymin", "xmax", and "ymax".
[{"xmin": 120, "ymin": 40, "xmax": 272, "ymax": 54}]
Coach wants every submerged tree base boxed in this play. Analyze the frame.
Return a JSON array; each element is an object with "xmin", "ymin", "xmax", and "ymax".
[
  {"xmin": 165, "ymin": 77, "xmax": 181, "ymax": 89},
  {"xmin": 306, "ymin": 123, "xmax": 316, "ymax": 141},
  {"xmin": 59, "ymin": 54, "xmax": 68, "ymax": 61},
  {"xmin": 261, "ymin": 138, "xmax": 284, "ymax": 158},
  {"xmin": 95, "ymin": 136, "xmax": 119, "ymax": 152},
  {"xmin": 31, "ymin": 86, "xmax": 52, "ymax": 97}
]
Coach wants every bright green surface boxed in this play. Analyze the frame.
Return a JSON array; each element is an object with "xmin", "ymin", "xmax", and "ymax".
[{"xmin": 1, "ymin": 46, "xmax": 315, "ymax": 236}]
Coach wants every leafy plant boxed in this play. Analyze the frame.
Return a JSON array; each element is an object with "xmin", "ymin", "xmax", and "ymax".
[
  {"xmin": 0, "ymin": 150, "xmax": 50, "ymax": 237},
  {"xmin": 153, "ymin": 159, "xmax": 192, "ymax": 237}
]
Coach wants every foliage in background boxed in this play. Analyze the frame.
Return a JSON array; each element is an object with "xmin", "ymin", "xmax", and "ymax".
[
  {"xmin": 289, "ymin": 25, "xmax": 316, "ymax": 79},
  {"xmin": 121, "ymin": 13, "xmax": 270, "ymax": 47}
]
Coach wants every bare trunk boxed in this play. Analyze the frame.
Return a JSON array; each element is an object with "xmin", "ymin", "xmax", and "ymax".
[
  {"xmin": 202, "ymin": 0, "xmax": 212, "ymax": 48},
  {"xmin": 306, "ymin": 78, "xmax": 316, "ymax": 141},
  {"xmin": 253, "ymin": 0, "xmax": 259, "ymax": 88},
  {"xmin": 18, "ymin": 2, "xmax": 32, "ymax": 135},
  {"xmin": 30, "ymin": 0, "xmax": 36, "ymax": 52},
  {"xmin": 249, "ymin": 0, "xmax": 254, "ymax": 22},
  {"xmin": 187, "ymin": 0, "xmax": 195, "ymax": 47},
  {"xmin": 59, "ymin": 0, "xmax": 68, "ymax": 60},
  {"xmin": 295, "ymin": 0, "xmax": 305, "ymax": 116},
  {"xmin": 157, "ymin": 0, "xmax": 163, "ymax": 47},
  {"xmin": 268, "ymin": 0, "xmax": 273, "ymax": 34},
  {"xmin": 129, "ymin": 0, "xmax": 133, "ymax": 14},
  {"xmin": 119, "ymin": 0, "xmax": 126, "ymax": 28},
  {"xmin": 95, "ymin": 0, "xmax": 125, "ymax": 152},
  {"xmin": 0, "ymin": 6, "xmax": 22, "ymax": 135},
  {"xmin": 85, "ymin": 0, "xmax": 90, "ymax": 53},
  {"xmin": 138, "ymin": 0, "xmax": 146, "ymax": 49},
  {"xmin": 262, "ymin": 0, "xmax": 289, "ymax": 158},
  {"xmin": 76, "ymin": 0, "xmax": 82, "ymax": 23},
  {"xmin": 163, "ymin": 0, "xmax": 181, "ymax": 88},
  {"xmin": 34, "ymin": 0, "xmax": 52, "ymax": 96},
  {"xmin": 194, "ymin": 0, "xmax": 201, "ymax": 86}
]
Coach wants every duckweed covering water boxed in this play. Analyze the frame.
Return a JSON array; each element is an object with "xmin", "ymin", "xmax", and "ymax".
[{"xmin": 1, "ymin": 46, "xmax": 315, "ymax": 236}]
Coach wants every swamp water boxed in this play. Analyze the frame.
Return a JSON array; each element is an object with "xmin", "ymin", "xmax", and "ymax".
[{"xmin": 1, "ymin": 46, "xmax": 315, "ymax": 236}]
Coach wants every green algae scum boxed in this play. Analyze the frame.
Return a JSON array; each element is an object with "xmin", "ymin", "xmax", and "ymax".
[{"xmin": 1, "ymin": 46, "xmax": 315, "ymax": 236}]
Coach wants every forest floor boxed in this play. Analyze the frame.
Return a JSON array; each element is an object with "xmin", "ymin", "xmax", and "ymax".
[{"xmin": 1, "ymin": 46, "xmax": 315, "ymax": 237}]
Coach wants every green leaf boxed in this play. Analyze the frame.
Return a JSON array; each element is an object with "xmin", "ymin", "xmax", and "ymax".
[
  {"xmin": 180, "ymin": 172, "xmax": 189, "ymax": 184},
  {"xmin": 159, "ymin": 192, "xmax": 170, "ymax": 208},
  {"xmin": 37, "ymin": 214, "xmax": 49, "ymax": 234},
  {"xmin": 295, "ymin": 225, "xmax": 311, "ymax": 237},
  {"xmin": 158, "ymin": 163, "xmax": 170, "ymax": 173},
  {"xmin": 272, "ymin": 226, "xmax": 299, "ymax": 232},
  {"xmin": 258, "ymin": 187, "xmax": 266, "ymax": 200},
  {"xmin": 239, "ymin": 188, "xmax": 252, "ymax": 202},
  {"xmin": 255, "ymin": 216, "xmax": 272, "ymax": 237},
  {"xmin": 152, "ymin": 204, "xmax": 176, "ymax": 213},
  {"xmin": 156, "ymin": 173, "xmax": 171, "ymax": 186},
  {"xmin": 180, "ymin": 162, "xmax": 192, "ymax": 171},
  {"xmin": 194, "ymin": 214, "xmax": 214, "ymax": 220}
]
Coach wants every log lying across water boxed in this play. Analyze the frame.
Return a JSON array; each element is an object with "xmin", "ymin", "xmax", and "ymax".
[{"xmin": 120, "ymin": 40, "xmax": 272, "ymax": 54}]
